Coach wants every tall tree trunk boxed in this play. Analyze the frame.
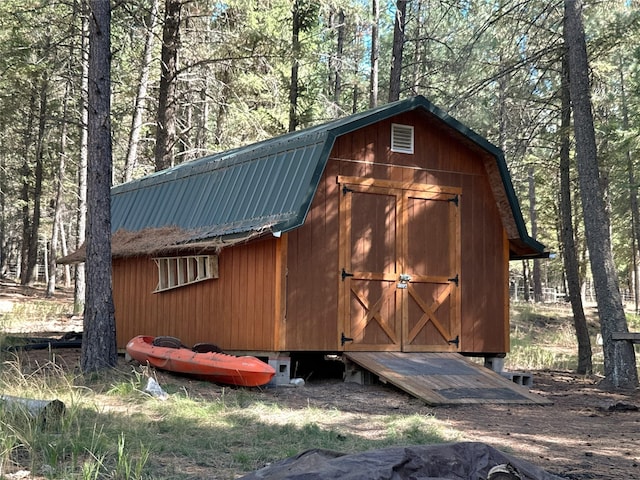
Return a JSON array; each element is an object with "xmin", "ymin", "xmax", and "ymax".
[
  {"xmin": 59, "ymin": 221, "xmax": 71, "ymax": 288},
  {"xmin": 154, "ymin": 0, "xmax": 182, "ymax": 171},
  {"xmin": 522, "ymin": 260, "xmax": 530, "ymax": 302},
  {"xmin": 82, "ymin": 0, "xmax": 117, "ymax": 373},
  {"xmin": 619, "ymin": 59, "xmax": 640, "ymax": 314},
  {"xmin": 410, "ymin": 0, "xmax": 423, "ymax": 95},
  {"xmin": 564, "ymin": 0, "xmax": 637, "ymax": 389},
  {"xmin": 559, "ymin": 52, "xmax": 592, "ymax": 374},
  {"xmin": 289, "ymin": 0, "xmax": 301, "ymax": 132},
  {"xmin": 332, "ymin": 8, "xmax": 345, "ymax": 116},
  {"xmin": 0, "ymin": 149, "xmax": 4, "ymax": 276},
  {"xmin": 19, "ymin": 91, "xmax": 36, "ymax": 284},
  {"xmin": 352, "ymin": 30, "xmax": 361, "ymax": 113},
  {"xmin": 528, "ymin": 167, "xmax": 543, "ymax": 303},
  {"xmin": 195, "ymin": 80, "xmax": 209, "ymax": 155},
  {"xmin": 213, "ymin": 66, "xmax": 231, "ymax": 148},
  {"xmin": 47, "ymin": 76, "xmax": 71, "ymax": 297},
  {"xmin": 388, "ymin": 0, "xmax": 407, "ymax": 102},
  {"xmin": 369, "ymin": 0, "xmax": 379, "ymax": 108},
  {"xmin": 74, "ymin": 7, "xmax": 89, "ymax": 316},
  {"xmin": 22, "ymin": 78, "xmax": 48, "ymax": 286},
  {"xmin": 124, "ymin": 0, "xmax": 159, "ymax": 182}
]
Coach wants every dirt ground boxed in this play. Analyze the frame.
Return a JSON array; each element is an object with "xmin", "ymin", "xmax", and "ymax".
[
  {"xmin": 16, "ymin": 347, "xmax": 640, "ymax": 479},
  {"xmin": 2, "ymin": 283, "xmax": 640, "ymax": 479},
  {"xmin": 266, "ymin": 371, "xmax": 640, "ymax": 480}
]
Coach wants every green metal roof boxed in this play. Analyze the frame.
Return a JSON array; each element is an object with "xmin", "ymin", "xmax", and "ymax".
[{"xmin": 111, "ymin": 95, "xmax": 545, "ymax": 258}]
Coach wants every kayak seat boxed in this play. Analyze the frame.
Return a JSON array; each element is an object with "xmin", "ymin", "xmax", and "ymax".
[
  {"xmin": 192, "ymin": 343, "xmax": 223, "ymax": 354},
  {"xmin": 152, "ymin": 336, "xmax": 184, "ymax": 349}
]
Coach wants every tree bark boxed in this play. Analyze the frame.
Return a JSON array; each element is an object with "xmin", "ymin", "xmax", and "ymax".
[
  {"xmin": 22, "ymin": 78, "xmax": 48, "ymax": 286},
  {"xmin": 74, "ymin": 8, "xmax": 89, "ymax": 316},
  {"xmin": 289, "ymin": 0, "xmax": 301, "ymax": 132},
  {"xmin": 619, "ymin": 59, "xmax": 640, "ymax": 314},
  {"xmin": 47, "ymin": 76, "xmax": 70, "ymax": 297},
  {"xmin": 528, "ymin": 168, "xmax": 543, "ymax": 303},
  {"xmin": 124, "ymin": 0, "xmax": 159, "ymax": 182},
  {"xmin": 522, "ymin": 260, "xmax": 530, "ymax": 302},
  {"xmin": 19, "ymin": 90, "xmax": 36, "ymax": 285},
  {"xmin": 58, "ymin": 221, "xmax": 71, "ymax": 288},
  {"xmin": 332, "ymin": 8, "xmax": 345, "ymax": 116},
  {"xmin": 410, "ymin": 0, "xmax": 423, "ymax": 96},
  {"xmin": 559, "ymin": 51, "xmax": 592, "ymax": 375},
  {"xmin": 369, "ymin": 0, "xmax": 379, "ymax": 108},
  {"xmin": 388, "ymin": 0, "xmax": 407, "ymax": 102},
  {"xmin": 154, "ymin": 0, "xmax": 182, "ymax": 171},
  {"xmin": 82, "ymin": 0, "xmax": 117, "ymax": 373},
  {"xmin": 0, "ymin": 148, "xmax": 4, "ymax": 277},
  {"xmin": 564, "ymin": 0, "xmax": 637, "ymax": 389},
  {"xmin": 213, "ymin": 66, "xmax": 231, "ymax": 148}
]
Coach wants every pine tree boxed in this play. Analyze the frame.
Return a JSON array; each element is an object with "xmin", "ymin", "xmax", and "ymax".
[
  {"xmin": 82, "ymin": 0, "xmax": 117, "ymax": 373},
  {"xmin": 564, "ymin": 0, "xmax": 637, "ymax": 389}
]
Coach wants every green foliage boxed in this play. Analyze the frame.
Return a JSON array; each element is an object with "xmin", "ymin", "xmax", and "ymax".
[{"xmin": 2, "ymin": 0, "xmax": 640, "ymax": 349}]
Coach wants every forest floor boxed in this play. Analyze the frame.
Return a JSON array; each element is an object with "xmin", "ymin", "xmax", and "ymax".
[
  {"xmin": 244, "ymin": 370, "xmax": 640, "ymax": 479},
  {"xmin": 1, "ymin": 281, "xmax": 640, "ymax": 479}
]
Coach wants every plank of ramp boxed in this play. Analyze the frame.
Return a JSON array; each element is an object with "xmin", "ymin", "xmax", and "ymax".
[{"xmin": 344, "ymin": 352, "xmax": 552, "ymax": 406}]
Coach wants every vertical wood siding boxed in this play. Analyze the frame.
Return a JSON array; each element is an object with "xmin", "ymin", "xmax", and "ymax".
[
  {"xmin": 286, "ymin": 110, "xmax": 509, "ymax": 353},
  {"xmin": 113, "ymin": 238, "xmax": 279, "ymax": 350},
  {"xmin": 116, "ymin": 109, "xmax": 510, "ymax": 354},
  {"xmin": 285, "ymin": 160, "xmax": 341, "ymax": 351}
]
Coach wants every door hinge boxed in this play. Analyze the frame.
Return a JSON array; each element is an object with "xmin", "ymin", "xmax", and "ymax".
[
  {"xmin": 448, "ymin": 194, "xmax": 459, "ymax": 206},
  {"xmin": 341, "ymin": 268, "xmax": 354, "ymax": 281},
  {"xmin": 448, "ymin": 273, "xmax": 459, "ymax": 286},
  {"xmin": 341, "ymin": 332, "xmax": 354, "ymax": 346},
  {"xmin": 342, "ymin": 185, "xmax": 353, "ymax": 196},
  {"xmin": 448, "ymin": 335, "xmax": 460, "ymax": 347}
]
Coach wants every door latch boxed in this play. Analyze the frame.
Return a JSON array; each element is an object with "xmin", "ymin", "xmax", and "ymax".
[{"xmin": 397, "ymin": 273, "xmax": 411, "ymax": 289}]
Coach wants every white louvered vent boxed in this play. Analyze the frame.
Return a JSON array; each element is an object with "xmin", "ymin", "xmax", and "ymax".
[{"xmin": 391, "ymin": 123, "xmax": 414, "ymax": 154}]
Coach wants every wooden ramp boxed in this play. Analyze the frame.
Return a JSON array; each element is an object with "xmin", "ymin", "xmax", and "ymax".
[{"xmin": 344, "ymin": 352, "xmax": 551, "ymax": 406}]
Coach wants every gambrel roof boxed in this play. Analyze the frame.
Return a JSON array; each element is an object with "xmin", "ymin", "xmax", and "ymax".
[{"xmin": 110, "ymin": 96, "xmax": 545, "ymax": 259}]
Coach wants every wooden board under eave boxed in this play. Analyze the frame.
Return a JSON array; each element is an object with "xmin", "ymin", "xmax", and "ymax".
[
  {"xmin": 285, "ymin": 161, "xmax": 341, "ymax": 351},
  {"xmin": 503, "ymin": 230, "xmax": 511, "ymax": 353},
  {"xmin": 273, "ymin": 235, "xmax": 288, "ymax": 351},
  {"xmin": 113, "ymin": 237, "xmax": 279, "ymax": 350},
  {"xmin": 458, "ymin": 171, "xmax": 509, "ymax": 354}
]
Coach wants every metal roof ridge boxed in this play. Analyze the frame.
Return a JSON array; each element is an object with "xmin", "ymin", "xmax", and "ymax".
[
  {"xmin": 112, "ymin": 129, "xmax": 332, "ymax": 196},
  {"xmin": 112, "ymin": 96, "xmax": 504, "ymax": 195}
]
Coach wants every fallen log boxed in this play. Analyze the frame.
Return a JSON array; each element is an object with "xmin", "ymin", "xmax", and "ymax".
[
  {"xmin": 2, "ymin": 332, "xmax": 82, "ymax": 352},
  {"xmin": 0, "ymin": 395, "xmax": 65, "ymax": 426}
]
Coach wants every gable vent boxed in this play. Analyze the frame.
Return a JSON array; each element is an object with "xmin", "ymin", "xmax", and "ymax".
[{"xmin": 391, "ymin": 123, "xmax": 414, "ymax": 154}]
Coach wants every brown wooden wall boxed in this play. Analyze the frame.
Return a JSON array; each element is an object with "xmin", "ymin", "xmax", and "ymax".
[
  {"xmin": 285, "ymin": 160, "xmax": 342, "ymax": 351},
  {"xmin": 115, "ymin": 110, "xmax": 511, "ymax": 354},
  {"xmin": 113, "ymin": 237, "xmax": 282, "ymax": 350},
  {"xmin": 285, "ymin": 110, "xmax": 510, "ymax": 354}
]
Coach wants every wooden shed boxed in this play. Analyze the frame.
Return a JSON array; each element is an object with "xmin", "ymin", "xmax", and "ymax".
[{"xmin": 105, "ymin": 96, "xmax": 545, "ymax": 357}]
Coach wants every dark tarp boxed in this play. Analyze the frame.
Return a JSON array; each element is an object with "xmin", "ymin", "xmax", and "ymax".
[{"xmin": 239, "ymin": 442, "xmax": 564, "ymax": 480}]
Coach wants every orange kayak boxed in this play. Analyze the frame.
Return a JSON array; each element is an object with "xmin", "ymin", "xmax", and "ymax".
[{"xmin": 125, "ymin": 335, "xmax": 275, "ymax": 387}]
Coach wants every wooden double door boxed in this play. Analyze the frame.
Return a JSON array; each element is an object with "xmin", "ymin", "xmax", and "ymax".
[{"xmin": 338, "ymin": 176, "xmax": 461, "ymax": 352}]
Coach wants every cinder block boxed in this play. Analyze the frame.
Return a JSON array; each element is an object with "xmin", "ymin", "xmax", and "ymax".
[
  {"xmin": 268, "ymin": 357, "xmax": 291, "ymax": 386},
  {"xmin": 484, "ymin": 357, "xmax": 505, "ymax": 373},
  {"xmin": 501, "ymin": 371, "xmax": 533, "ymax": 387},
  {"xmin": 343, "ymin": 359, "xmax": 375, "ymax": 385},
  {"xmin": 343, "ymin": 368, "xmax": 376, "ymax": 385}
]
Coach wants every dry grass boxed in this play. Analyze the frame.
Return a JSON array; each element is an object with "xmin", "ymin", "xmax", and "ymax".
[{"xmin": 1, "ymin": 284, "xmax": 638, "ymax": 479}]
